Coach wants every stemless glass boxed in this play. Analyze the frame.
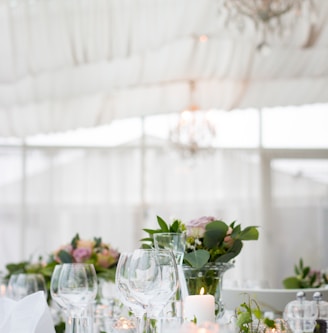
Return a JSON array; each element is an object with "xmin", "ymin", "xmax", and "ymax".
[
  {"xmin": 115, "ymin": 252, "xmax": 146, "ymax": 333},
  {"xmin": 57, "ymin": 263, "xmax": 98, "ymax": 333},
  {"xmin": 153, "ymin": 233, "xmax": 186, "ymax": 266},
  {"xmin": 128, "ymin": 249, "xmax": 178, "ymax": 319}
]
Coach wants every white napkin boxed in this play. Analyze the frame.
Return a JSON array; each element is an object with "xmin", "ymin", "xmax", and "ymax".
[{"xmin": 0, "ymin": 291, "xmax": 56, "ymax": 333}]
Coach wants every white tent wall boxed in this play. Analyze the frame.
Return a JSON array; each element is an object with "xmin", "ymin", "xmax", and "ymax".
[{"xmin": 0, "ymin": 143, "xmax": 327, "ymax": 288}]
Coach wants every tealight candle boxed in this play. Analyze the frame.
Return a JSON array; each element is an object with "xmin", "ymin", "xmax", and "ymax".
[
  {"xmin": 184, "ymin": 287, "xmax": 215, "ymax": 324},
  {"xmin": 112, "ymin": 317, "xmax": 136, "ymax": 333}
]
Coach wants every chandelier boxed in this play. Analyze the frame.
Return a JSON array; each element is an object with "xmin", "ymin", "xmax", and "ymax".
[
  {"xmin": 169, "ymin": 82, "xmax": 217, "ymax": 157},
  {"xmin": 224, "ymin": 0, "xmax": 316, "ymax": 50}
]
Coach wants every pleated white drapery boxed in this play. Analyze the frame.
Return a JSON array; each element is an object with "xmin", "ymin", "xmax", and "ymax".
[{"xmin": 0, "ymin": 0, "xmax": 328, "ymax": 137}]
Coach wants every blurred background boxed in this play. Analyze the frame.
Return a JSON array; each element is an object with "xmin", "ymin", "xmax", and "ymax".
[{"xmin": 0, "ymin": 0, "xmax": 327, "ymax": 289}]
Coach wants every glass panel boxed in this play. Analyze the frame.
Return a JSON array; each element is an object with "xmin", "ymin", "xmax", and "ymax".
[{"xmin": 262, "ymin": 104, "xmax": 328, "ymax": 148}]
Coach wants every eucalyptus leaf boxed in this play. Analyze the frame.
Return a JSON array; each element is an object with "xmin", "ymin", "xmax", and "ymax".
[
  {"xmin": 57, "ymin": 250, "xmax": 73, "ymax": 263},
  {"xmin": 184, "ymin": 250, "xmax": 210, "ymax": 269},
  {"xmin": 203, "ymin": 221, "xmax": 228, "ymax": 248}
]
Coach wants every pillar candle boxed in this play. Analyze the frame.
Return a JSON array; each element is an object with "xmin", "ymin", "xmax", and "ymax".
[{"xmin": 184, "ymin": 294, "xmax": 215, "ymax": 324}]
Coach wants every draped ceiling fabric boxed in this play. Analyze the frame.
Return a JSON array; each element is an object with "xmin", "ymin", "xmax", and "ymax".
[{"xmin": 0, "ymin": 0, "xmax": 328, "ymax": 137}]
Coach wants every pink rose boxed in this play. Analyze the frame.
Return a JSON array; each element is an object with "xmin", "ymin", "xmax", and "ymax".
[
  {"xmin": 72, "ymin": 247, "xmax": 92, "ymax": 263},
  {"xmin": 186, "ymin": 216, "xmax": 216, "ymax": 238}
]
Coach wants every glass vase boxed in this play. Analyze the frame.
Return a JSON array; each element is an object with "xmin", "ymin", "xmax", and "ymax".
[{"xmin": 182, "ymin": 262, "xmax": 233, "ymax": 320}]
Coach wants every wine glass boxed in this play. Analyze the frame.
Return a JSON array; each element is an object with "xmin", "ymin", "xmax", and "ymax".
[
  {"xmin": 7, "ymin": 273, "xmax": 47, "ymax": 300},
  {"xmin": 128, "ymin": 249, "xmax": 178, "ymax": 319},
  {"xmin": 153, "ymin": 232, "xmax": 186, "ymax": 319},
  {"xmin": 57, "ymin": 263, "xmax": 98, "ymax": 333},
  {"xmin": 50, "ymin": 265, "xmax": 68, "ymax": 326},
  {"xmin": 50, "ymin": 265, "xmax": 66, "ymax": 309},
  {"xmin": 115, "ymin": 252, "xmax": 146, "ymax": 333}
]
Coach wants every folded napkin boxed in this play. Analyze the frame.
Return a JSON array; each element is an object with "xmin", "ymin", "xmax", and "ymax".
[{"xmin": 0, "ymin": 291, "xmax": 55, "ymax": 333}]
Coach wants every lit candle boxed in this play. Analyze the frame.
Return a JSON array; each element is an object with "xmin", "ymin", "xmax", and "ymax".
[
  {"xmin": 184, "ymin": 287, "xmax": 215, "ymax": 324},
  {"xmin": 112, "ymin": 317, "xmax": 136, "ymax": 333}
]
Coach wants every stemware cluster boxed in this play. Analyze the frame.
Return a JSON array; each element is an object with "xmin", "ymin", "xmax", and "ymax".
[{"xmin": 115, "ymin": 248, "xmax": 180, "ymax": 333}]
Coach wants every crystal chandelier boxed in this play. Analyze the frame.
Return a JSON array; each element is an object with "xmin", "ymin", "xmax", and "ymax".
[
  {"xmin": 224, "ymin": 0, "xmax": 316, "ymax": 50},
  {"xmin": 169, "ymin": 82, "xmax": 217, "ymax": 157}
]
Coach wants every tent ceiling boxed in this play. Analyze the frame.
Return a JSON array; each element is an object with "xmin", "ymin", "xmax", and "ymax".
[{"xmin": 0, "ymin": 0, "xmax": 327, "ymax": 137}]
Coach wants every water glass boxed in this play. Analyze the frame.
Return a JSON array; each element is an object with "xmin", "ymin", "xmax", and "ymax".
[{"xmin": 153, "ymin": 233, "xmax": 186, "ymax": 265}]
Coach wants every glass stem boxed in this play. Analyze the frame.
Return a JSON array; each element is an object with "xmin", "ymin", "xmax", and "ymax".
[{"xmin": 65, "ymin": 305, "xmax": 94, "ymax": 333}]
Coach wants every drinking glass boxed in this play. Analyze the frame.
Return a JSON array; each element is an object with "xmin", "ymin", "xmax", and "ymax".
[
  {"xmin": 153, "ymin": 232, "xmax": 186, "ymax": 319},
  {"xmin": 50, "ymin": 265, "xmax": 66, "ymax": 309},
  {"xmin": 57, "ymin": 263, "xmax": 98, "ymax": 333},
  {"xmin": 128, "ymin": 249, "xmax": 178, "ymax": 319},
  {"xmin": 115, "ymin": 252, "xmax": 146, "ymax": 333},
  {"xmin": 153, "ymin": 233, "xmax": 186, "ymax": 265},
  {"xmin": 7, "ymin": 273, "xmax": 47, "ymax": 300}
]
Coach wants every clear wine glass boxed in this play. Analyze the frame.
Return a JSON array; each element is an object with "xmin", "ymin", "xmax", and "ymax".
[
  {"xmin": 115, "ymin": 252, "xmax": 146, "ymax": 333},
  {"xmin": 7, "ymin": 273, "xmax": 47, "ymax": 300},
  {"xmin": 6, "ymin": 274, "xmax": 19, "ymax": 299},
  {"xmin": 153, "ymin": 232, "xmax": 186, "ymax": 319},
  {"xmin": 57, "ymin": 263, "xmax": 98, "ymax": 333},
  {"xmin": 128, "ymin": 249, "xmax": 178, "ymax": 319},
  {"xmin": 50, "ymin": 265, "xmax": 66, "ymax": 309}
]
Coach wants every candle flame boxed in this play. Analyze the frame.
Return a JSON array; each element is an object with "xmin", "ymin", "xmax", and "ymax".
[{"xmin": 200, "ymin": 287, "xmax": 205, "ymax": 295}]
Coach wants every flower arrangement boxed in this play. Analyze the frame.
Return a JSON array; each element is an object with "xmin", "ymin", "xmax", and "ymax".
[
  {"xmin": 5, "ymin": 234, "xmax": 120, "ymax": 333},
  {"xmin": 142, "ymin": 215, "xmax": 259, "ymax": 269},
  {"xmin": 5, "ymin": 233, "xmax": 120, "ymax": 291},
  {"xmin": 283, "ymin": 258, "xmax": 328, "ymax": 289},
  {"xmin": 52, "ymin": 233, "xmax": 120, "ymax": 280}
]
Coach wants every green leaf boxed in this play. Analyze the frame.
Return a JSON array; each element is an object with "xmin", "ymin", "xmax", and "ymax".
[
  {"xmin": 184, "ymin": 250, "xmax": 210, "ymax": 269},
  {"xmin": 264, "ymin": 318, "xmax": 276, "ymax": 328},
  {"xmin": 239, "ymin": 226, "xmax": 259, "ymax": 240},
  {"xmin": 216, "ymin": 239, "xmax": 243, "ymax": 263},
  {"xmin": 157, "ymin": 216, "xmax": 169, "ymax": 232},
  {"xmin": 253, "ymin": 308, "xmax": 262, "ymax": 319},
  {"xmin": 302, "ymin": 267, "xmax": 310, "ymax": 278},
  {"xmin": 294, "ymin": 264, "xmax": 300, "ymax": 275},
  {"xmin": 71, "ymin": 233, "xmax": 80, "ymax": 249},
  {"xmin": 283, "ymin": 277, "xmax": 301, "ymax": 289},
  {"xmin": 94, "ymin": 237, "xmax": 102, "ymax": 248},
  {"xmin": 142, "ymin": 229, "xmax": 161, "ymax": 235},
  {"xmin": 236, "ymin": 312, "xmax": 252, "ymax": 327},
  {"xmin": 231, "ymin": 224, "xmax": 241, "ymax": 238},
  {"xmin": 55, "ymin": 321, "xmax": 65, "ymax": 333},
  {"xmin": 57, "ymin": 250, "xmax": 73, "ymax": 263},
  {"xmin": 203, "ymin": 221, "xmax": 228, "ymax": 248},
  {"xmin": 170, "ymin": 220, "xmax": 180, "ymax": 232},
  {"xmin": 140, "ymin": 237, "xmax": 154, "ymax": 242}
]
